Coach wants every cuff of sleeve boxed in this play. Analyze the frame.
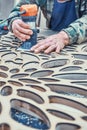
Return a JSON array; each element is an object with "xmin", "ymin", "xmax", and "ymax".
[{"xmin": 62, "ymin": 26, "xmax": 78, "ymax": 44}]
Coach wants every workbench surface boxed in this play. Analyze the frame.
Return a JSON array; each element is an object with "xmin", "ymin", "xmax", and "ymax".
[{"xmin": 0, "ymin": 31, "xmax": 87, "ymax": 130}]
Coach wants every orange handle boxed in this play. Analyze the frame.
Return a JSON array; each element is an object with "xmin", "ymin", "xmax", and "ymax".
[{"xmin": 20, "ymin": 4, "xmax": 38, "ymax": 16}]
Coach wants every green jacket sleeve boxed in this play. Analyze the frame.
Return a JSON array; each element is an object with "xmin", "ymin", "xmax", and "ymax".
[
  {"xmin": 63, "ymin": 15, "xmax": 87, "ymax": 44},
  {"xmin": 62, "ymin": 0, "xmax": 87, "ymax": 44}
]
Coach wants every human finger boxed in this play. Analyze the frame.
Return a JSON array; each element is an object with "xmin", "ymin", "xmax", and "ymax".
[{"xmin": 44, "ymin": 44, "xmax": 56, "ymax": 54}]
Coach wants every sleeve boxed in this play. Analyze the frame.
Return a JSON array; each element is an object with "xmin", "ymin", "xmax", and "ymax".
[{"xmin": 62, "ymin": 0, "xmax": 87, "ymax": 44}]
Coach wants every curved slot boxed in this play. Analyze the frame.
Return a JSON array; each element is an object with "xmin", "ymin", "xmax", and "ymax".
[
  {"xmin": 11, "ymin": 73, "xmax": 29, "ymax": 79},
  {"xmin": 22, "ymin": 61, "xmax": 39, "ymax": 70},
  {"xmin": 53, "ymin": 73, "xmax": 87, "ymax": 80},
  {"xmin": 10, "ymin": 68, "xmax": 20, "ymax": 73},
  {"xmin": 60, "ymin": 66, "xmax": 81, "ymax": 72},
  {"xmin": 82, "ymin": 116, "xmax": 87, "ymax": 121},
  {"xmin": 1, "ymin": 86, "xmax": 12, "ymax": 96},
  {"xmin": 15, "ymin": 58, "xmax": 23, "ymax": 63},
  {"xmin": 19, "ymin": 78, "xmax": 41, "ymax": 84},
  {"xmin": 8, "ymin": 80, "xmax": 23, "ymax": 87},
  {"xmin": 41, "ymin": 59, "xmax": 68, "ymax": 68},
  {"xmin": 17, "ymin": 89, "xmax": 44, "ymax": 104},
  {"xmin": 10, "ymin": 99, "xmax": 50, "ymax": 129},
  {"xmin": 0, "ymin": 81, "xmax": 6, "ymax": 87},
  {"xmin": 45, "ymin": 84, "xmax": 87, "ymax": 98},
  {"xmin": 25, "ymin": 68, "xmax": 37, "ymax": 72},
  {"xmin": 72, "ymin": 54, "xmax": 87, "ymax": 60},
  {"xmin": 31, "ymin": 70, "xmax": 54, "ymax": 77},
  {"xmin": 47, "ymin": 109, "xmax": 74, "ymax": 120},
  {"xmin": 21, "ymin": 52, "xmax": 39, "ymax": 61},
  {"xmin": 0, "ymin": 65, "xmax": 9, "ymax": 71},
  {"xmin": 49, "ymin": 96, "xmax": 87, "ymax": 113},
  {"xmin": 38, "ymin": 78, "xmax": 60, "ymax": 82},
  {"xmin": 71, "ymin": 81, "xmax": 87, "ymax": 87},
  {"xmin": 56, "ymin": 123, "xmax": 80, "ymax": 130},
  {"xmin": 5, "ymin": 60, "xmax": 22, "ymax": 66},
  {"xmin": 1, "ymin": 52, "xmax": 17, "ymax": 60},
  {"xmin": 0, "ymin": 72, "xmax": 8, "ymax": 78},
  {"xmin": 73, "ymin": 60, "xmax": 84, "ymax": 65},
  {"xmin": 26, "ymin": 85, "xmax": 46, "ymax": 92},
  {"xmin": 0, "ymin": 123, "xmax": 10, "ymax": 130}
]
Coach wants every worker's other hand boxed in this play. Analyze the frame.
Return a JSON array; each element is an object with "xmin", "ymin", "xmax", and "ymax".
[
  {"xmin": 30, "ymin": 31, "xmax": 69, "ymax": 54},
  {"xmin": 12, "ymin": 19, "xmax": 33, "ymax": 41}
]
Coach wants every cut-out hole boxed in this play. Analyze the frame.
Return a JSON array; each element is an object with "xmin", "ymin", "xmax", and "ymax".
[
  {"xmin": 82, "ymin": 116, "xmax": 87, "ymax": 121},
  {"xmin": 17, "ymin": 89, "xmax": 44, "ymax": 104},
  {"xmin": 73, "ymin": 60, "xmax": 84, "ymax": 65},
  {"xmin": 11, "ymin": 73, "xmax": 29, "ymax": 78},
  {"xmin": 0, "ymin": 72, "xmax": 8, "ymax": 78},
  {"xmin": 8, "ymin": 80, "xmax": 23, "ymax": 87},
  {"xmin": 22, "ymin": 61, "xmax": 39, "ymax": 70},
  {"xmin": 60, "ymin": 66, "xmax": 81, "ymax": 72},
  {"xmin": 49, "ymin": 96, "xmax": 87, "ymax": 113},
  {"xmin": 15, "ymin": 58, "xmax": 23, "ymax": 63},
  {"xmin": 0, "ymin": 66, "xmax": 9, "ymax": 71},
  {"xmin": 73, "ymin": 54, "xmax": 87, "ymax": 60},
  {"xmin": 10, "ymin": 68, "xmax": 20, "ymax": 73},
  {"xmin": 1, "ymin": 52, "xmax": 17, "ymax": 60},
  {"xmin": 53, "ymin": 73, "xmax": 87, "ymax": 80},
  {"xmin": 19, "ymin": 78, "xmax": 41, "ymax": 84},
  {"xmin": 25, "ymin": 68, "xmax": 37, "ymax": 72},
  {"xmin": 21, "ymin": 52, "xmax": 39, "ymax": 61},
  {"xmin": 41, "ymin": 59, "xmax": 68, "ymax": 68},
  {"xmin": 10, "ymin": 99, "xmax": 50, "ymax": 129},
  {"xmin": 0, "ymin": 123, "xmax": 10, "ymax": 130},
  {"xmin": 31, "ymin": 70, "xmax": 54, "ymax": 77},
  {"xmin": 1, "ymin": 86, "xmax": 12, "ymax": 96},
  {"xmin": 71, "ymin": 81, "xmax": 87, "ymax": 87},
  {"xmin": 26, "ymin": 85, "xmax": 46, "ymax": 92},
  {"xmin": 45, "ymin": 84, "xmax": 87, "ymax": 98},
  {"xmin": 56, "ymin": 123, "xmax": 80, "ymax": 130},
  {"xmin": 47, "ymin": 109, "xmax": 74, "ymax": 120},
  {"xmin": 38, "ymin": 78, "xmax": 60, "ymax": 82},
  {"xmin": 0, "ymin": 81, "xmax": 6, "ymax": 87}
]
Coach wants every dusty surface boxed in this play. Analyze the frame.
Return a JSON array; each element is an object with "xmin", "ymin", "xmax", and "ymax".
[{"xmin": 0, "ymin": 31, "xmax": 87, "ymax": 130}]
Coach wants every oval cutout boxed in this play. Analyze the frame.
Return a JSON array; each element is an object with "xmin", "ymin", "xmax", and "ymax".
[
  {"xmin": 8, "ymin": 80, "xmax": 23, "ymax": 87},
  {"xmin": 56, "ymin": 123, "xmax": 80, "ymax": 130},
  {"xmin": 41, "ymin": 59, "xmax": 68, "ymax": 68},
  {"xmin": 19, "ymin": 78, "xmax": 41, "ymax": 84},
  {"xmin": 0, "ymin": 65, "xmax": 9, "ymax": 71},
  {"xmin": 0, "ymin": 72, "xmax": 8, "ymax": 78},
  {"xmin": 10, "ymin": 99, "xmax": 50, "ymax": 129},
  {"xmin": 11, "ymin": 73, "xmax": 29, "ymax": 79},
  {"xmin": 17, "ymin": 89, "xmax": 44, "ymax": 104},
  {"xmin": 47, "ymin": 109, "xmax": 74, "ymax": 120},
  {"xmin": 1, "ymin": 86, "xmax": 12, "ymax": 96},
  {"xmin": 53, "ymin": 73, "xmax": 87, "ymax": 80},
  {"xmin": 0, "ymin": 123, "xmax": 10, "ymax": 130},
  {"xmin": 31, "ymin": 70, "xmax": 54, "ymax": 77},
  {"xmin": 49, "ymin": 96, "xmax": 87, "ymax": 113}
]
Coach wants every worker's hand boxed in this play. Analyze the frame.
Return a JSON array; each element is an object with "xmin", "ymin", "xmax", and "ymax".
[
  {"xmin": 30, "ymin": 31, "xmax": 69, "ymax": 54},
  {"xmin": 12, "ymin": 19, "xmax": 33, "ymax": 41}
]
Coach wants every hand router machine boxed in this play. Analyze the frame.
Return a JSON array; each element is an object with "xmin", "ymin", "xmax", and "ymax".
[
  {"xmin": 18, "ymin": 4, "xmax": 38, "ymax": 51},
  {"xmin": 0, "ymin": 4, "xmax": 38, "ymax": 51}
]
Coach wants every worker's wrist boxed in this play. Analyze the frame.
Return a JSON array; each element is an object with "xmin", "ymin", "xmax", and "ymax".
[{"xmin": 58, "ymin": 31, "xmax": 70, "ymax": 46}]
